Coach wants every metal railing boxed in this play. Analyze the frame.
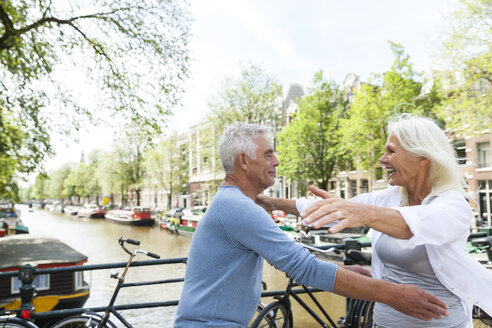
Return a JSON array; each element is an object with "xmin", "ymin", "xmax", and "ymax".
[{"xmin": 2, "ymin": 230, "xmax": 490, "ymax": 321}]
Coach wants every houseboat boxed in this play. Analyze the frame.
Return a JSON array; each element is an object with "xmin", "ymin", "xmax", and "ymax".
[
  {"xmin": 76, "ymin": 204, "xmax": 106, "ymax": 218},
  {"xmin": 105, "ymin": 207, "xmax": 155, "ymax": 226},
  {"xmin": 0, "ymin": 204, "xmax": 29, "ymax": 237},
  {"xmin": 0, "ymin": 235, "xmax": 90, "ymax": 315},
  {"xmin": 176, "ymin": 207, "xmax": 206, "ymax": 235}
]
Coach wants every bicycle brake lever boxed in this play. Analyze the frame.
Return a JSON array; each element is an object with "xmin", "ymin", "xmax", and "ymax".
[
  {"xmin": 110, "ymin": 270, "xmax": 119, "ymax": 279},
  {"xmin": 300, "ymin": 225, "xmax": 311, "ymax": 237}
]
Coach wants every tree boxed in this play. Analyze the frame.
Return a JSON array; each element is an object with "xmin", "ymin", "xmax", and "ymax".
[
  {"xmin": 277, "ymin": 71, "xmax": 348, "ymax": 191},
  {"xmin": 143, "ymin": 132, "xmax": 188, "ymax": 209},
  {"xmin": 30, "ymin": 173, "xmax": 48, "ymax": 200},
  {"xmin": 435, "ymin": 0, "xmax": 492, "ymax": 133},
  {"xmin": 97, "ymin": 151, "xmax": 122, "ymax": 206},
  {"xmin": 46, "ymin": 164, "xmax": 72, "ymax": 203},
  {"xmin": 340, "ymin": 43, "xmax": 433, "ymax": 172},
  {"xmin": 208, "ymin": 64, "xmax": 283, "ymax": 130},
  {"xmin": 111, "ymin": 125, "xmax": 151, "ymax": 206},
  {"xmin": 0, "ymin": 0, "xmax": 190, "ymax": 200}
]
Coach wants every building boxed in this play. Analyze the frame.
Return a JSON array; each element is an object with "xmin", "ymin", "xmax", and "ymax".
[{"xmin": 454, "ymin": 133, "xmax": 492, "ymax": 226}]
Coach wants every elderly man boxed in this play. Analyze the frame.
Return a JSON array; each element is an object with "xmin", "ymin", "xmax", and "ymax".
[{"xmin": 174, "ymin": 122, "xmax": 448, "ymax": 328}]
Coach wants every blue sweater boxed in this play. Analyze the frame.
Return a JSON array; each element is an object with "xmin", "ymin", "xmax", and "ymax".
[{"xmin": 174, "ymin": 186, "xmax": 337, "ymax": 327}]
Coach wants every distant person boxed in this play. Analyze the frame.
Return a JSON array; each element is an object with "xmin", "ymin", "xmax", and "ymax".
[
  {"xmin": 173, "ymin": 122, "xmax": 448, "ymax": 328},
  {"xmin": 258, "ymin": 114, "xmax": 492, "ymax": 327}
]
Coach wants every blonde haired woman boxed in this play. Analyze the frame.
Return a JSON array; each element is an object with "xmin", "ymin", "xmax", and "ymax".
[{"xmin": 259, "ymin": 114, "xmax": 492, "ymax": 327}]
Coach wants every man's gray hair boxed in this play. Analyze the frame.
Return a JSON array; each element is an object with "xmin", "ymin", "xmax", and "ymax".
[{"xmin": 219, "ymin": 122, "xmax": 271, "ymax": 174}]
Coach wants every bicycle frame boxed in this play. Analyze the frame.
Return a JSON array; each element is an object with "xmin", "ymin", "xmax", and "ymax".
[
  {"xmin": 95, "ymin": 238, "xmax": 161, "ymax": 328},
  {"xmin": 281, "ymin": 277, "xmax": 338, "ymax": 328}
]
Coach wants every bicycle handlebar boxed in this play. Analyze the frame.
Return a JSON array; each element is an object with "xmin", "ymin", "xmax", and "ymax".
[
  {"xmin": 146, "ymin": 251, "xmax": 160, "ymax": 259},
  {"xmin": 119, "ymin": 237, "xmax": 140, "ymax": 245}
]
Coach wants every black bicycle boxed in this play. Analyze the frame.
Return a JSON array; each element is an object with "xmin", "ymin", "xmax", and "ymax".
[
  {"xmin": 470, "ymin": 235, "xmax": 492, "ymax": 328},
  {"xmin": 0, "ymin": 314, "xmax": 39, "ymax": 328},
  {"xmin": 0, "ymin": 266, "xmax": 40, "ymax": 328},
  {"xmin": 49, "ymin": 238, "xmax": 161, "ymax": 328},
  {"xmin": 251, "ymin": 241, "xmax": 374, "ymax": 328}
]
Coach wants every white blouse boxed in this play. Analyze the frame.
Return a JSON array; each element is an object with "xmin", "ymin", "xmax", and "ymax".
[{"xmin": 297, "ymin": 186, "xmax": 492, "ymax": 328}]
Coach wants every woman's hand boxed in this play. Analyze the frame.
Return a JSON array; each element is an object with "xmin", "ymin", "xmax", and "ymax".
[
  {"xmin": 301, "ymin": 185, "xmax": 370, "ymax": 233},
  {"xmin": 302, "ymin": 185, "xmax": 412, "ymax": 239}
]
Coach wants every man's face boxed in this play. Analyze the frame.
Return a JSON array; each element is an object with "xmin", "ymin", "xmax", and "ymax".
[{"xmin": 246, "ymin": 134, "xmax": 279, "ymax": 190}]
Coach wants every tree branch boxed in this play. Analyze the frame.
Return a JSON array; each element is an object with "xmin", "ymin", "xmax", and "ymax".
[
  {"xmin": 0, "ymin": 5, "xmax": 16, "ymax": 49},
  {"xmin": 0, "ymin": 5, "xmax": 147, "ymax": 50}
]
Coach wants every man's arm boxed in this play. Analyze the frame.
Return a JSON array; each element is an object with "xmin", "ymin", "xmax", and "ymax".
[
  {"xmin": 256, "ymin": 195, "xmax": 299, "ymax": 216},
  {"xmin": 333, "ymin": 267, "xmax": 448, "ymax": 321}
]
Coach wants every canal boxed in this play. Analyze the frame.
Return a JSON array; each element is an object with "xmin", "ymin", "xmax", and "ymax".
[{"xmin": 18, "ymin": 206, "xmax": 346, "ymax": 327}]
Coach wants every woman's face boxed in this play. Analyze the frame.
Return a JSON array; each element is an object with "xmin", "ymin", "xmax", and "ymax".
[{"xmin": 379, "ymin": 134, "xmax": 423, "ymax": 187}]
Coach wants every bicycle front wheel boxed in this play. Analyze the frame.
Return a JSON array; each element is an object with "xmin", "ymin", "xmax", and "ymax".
[
  {"xmin": 349, "ymin": 300, "xmax": 374, "ymax": 328},
  {"xmin": 250, "ymin": 301, "xmax": 292, "ymax": 328},
  {"xmin": 0, "ymin": 317, "xmax": 39, "ymax": 328},
  {"xmin": 50, "ymin": 314, "xmax": 116, "ymax": 328}
]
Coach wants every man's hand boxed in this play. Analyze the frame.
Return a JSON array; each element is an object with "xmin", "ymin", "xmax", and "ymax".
[{"xmin": 387, "ymin": 284, "xmax": 448, "ymax": 321}]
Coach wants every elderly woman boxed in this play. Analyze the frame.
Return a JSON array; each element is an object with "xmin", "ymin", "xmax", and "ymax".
[{"xmin": 258, "ymin": 114, "xmax": 492, "ymax": 328}]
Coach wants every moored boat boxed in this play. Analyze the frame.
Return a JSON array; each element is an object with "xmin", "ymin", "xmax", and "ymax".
[
  {"xmin": 0, "ymin": 204, "xmax": 29, "ymax": 237},
  {"xmin": 105, "ymin": 207, "xmax": 155, "ymax": 226},
  {"xmin": 76, "ymin": 204, "xmax": 106, "ymax": 218},
  {"xmin": 176, "ymin": 208, "xmax": 206, "ymax": 235},
  {"xmin": 0, "ymin": 235, "xmax": 90, "ymax": 314}
]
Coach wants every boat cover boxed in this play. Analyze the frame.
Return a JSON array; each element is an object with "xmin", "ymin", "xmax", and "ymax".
[{"xmin": 0, "ymin": 235, "xmax": 87, "ymax": 271}]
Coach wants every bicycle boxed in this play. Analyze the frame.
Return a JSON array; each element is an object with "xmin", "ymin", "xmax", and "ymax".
[
  {"xmin": 252, "ymin": 234, "xmax": 492, "ymax": 328},
  {"xmin": 49, "ymin": 237, "xmax": 160, "ymax": 328},
  {"xmin": 0, "ymin": 265, "xmax": 40, "ymax": 328},
  {"xmin": 0, "ymin": 312, "xmax": 39, "ymax": 328},
  {"xmin": 251, "ymin": 240, "xmax": 374, "ymax": 328},
  {"xmin": 470, "ymin": 234, "xmax": 492, "ymax": 328}
]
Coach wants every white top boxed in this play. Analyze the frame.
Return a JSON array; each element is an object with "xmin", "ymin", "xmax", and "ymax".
[{"xmin": 297, "ymin": 186, "xmax": 492, "ymax": 328}]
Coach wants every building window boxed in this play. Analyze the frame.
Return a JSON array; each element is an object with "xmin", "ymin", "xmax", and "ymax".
[
  {"xmin": 12, "ymin": 274, "xmax": 50, "ymax": 294},
  {"xmin": 361, "ymin": 179, "xmax": 369, "ymax": 193},
  {"xmin": 350, "ymin": 180, "xmax": 357, "ymax": 197},
  {"xmin": 75, "ymin": 271, "xmax": 86, "ymax": 290},
  {"xmin": 454, "ymin": 140, "xmax": 466, "ymax": 166},
  {"xmin": 478, "ymin": 180, "xmax": 492, "ymax": 226},
  {"xmin": 477, "ymin": 142, "xmax": 490, "ymax": 168}
]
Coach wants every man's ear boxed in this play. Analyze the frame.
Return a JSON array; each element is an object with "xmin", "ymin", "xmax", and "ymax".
[{"xmin": 237, "ymin": 152, "xmax": 248, "ymax": 171}]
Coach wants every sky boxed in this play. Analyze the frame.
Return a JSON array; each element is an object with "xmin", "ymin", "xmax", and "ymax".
[{"xmin": 46, "ymin": 0, "xmax": 458, "ymax": 170}]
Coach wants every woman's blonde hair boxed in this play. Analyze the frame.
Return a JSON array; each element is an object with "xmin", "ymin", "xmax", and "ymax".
[{"xmin": 387, "ymin": 113, "xmax": 469, "ymax": 203}]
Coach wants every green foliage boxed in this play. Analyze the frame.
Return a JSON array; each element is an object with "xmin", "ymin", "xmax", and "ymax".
[
  {"xmin": 340, "ymin": 43, "xmax": 434, "ymax": 171},
  {"xmin": 435, "ymin": 0, "xmax": 492, "ymax": 133},
  {"xmin": 46, "ymin": 164, "xmax": 72, "ymax": 200},
  {"xmin": 277, "ymin": 71, "xmax": 348, "ymax": 190},
  {"xmin": 0, "ymin": 0, "xmax": 190, "ymax": 200},
  {"xmin": 208, "ymin": 64, "xmax": 283, "ymax": 130},
  {"xmin": 108, "ymin": 125, "xmax": 151, "ymax": 206},
  {"xmin": 143, "ymin": 132, "xmax": 189, "ymax": 209},
  {"xmin": 30, "ymin": 173, "xmax": 48, "ymax": 200}
]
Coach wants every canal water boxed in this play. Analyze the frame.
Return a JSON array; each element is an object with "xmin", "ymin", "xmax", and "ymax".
[{"xmin": 18, "ymin": 206, "xmax": 346, "ymax": 327}]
